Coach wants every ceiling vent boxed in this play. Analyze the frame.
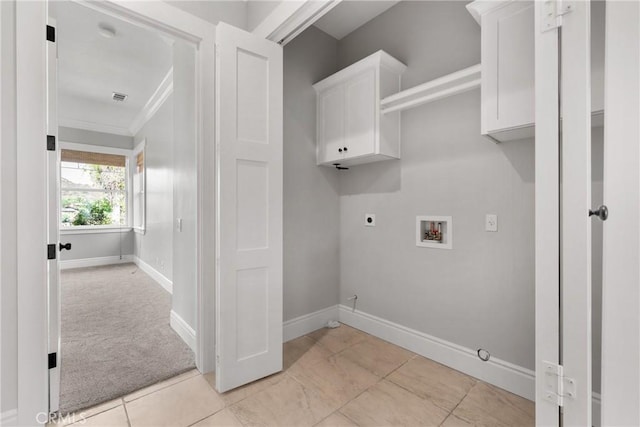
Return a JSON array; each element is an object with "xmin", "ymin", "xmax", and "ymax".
[{"xmin": 112, "ymin": 92, "xmax": 128, "ymax": 102}]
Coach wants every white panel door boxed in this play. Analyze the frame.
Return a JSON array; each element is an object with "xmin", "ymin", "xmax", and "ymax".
[
  {"xmin": 46, "ymin": 18, "xmax": 61, "ymax": 413},
  {"xmin": 601, "ymin": 1, "xmax": 640, "ymax": 425},
  {"xmin": 215, "ymin": 22, "xmax": 283, "ymax": 393}
]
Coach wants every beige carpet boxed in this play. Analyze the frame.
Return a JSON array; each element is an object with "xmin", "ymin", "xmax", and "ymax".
[{"xmin": 60, "ymin": 263, "xmax": 195, "ymax": 414}]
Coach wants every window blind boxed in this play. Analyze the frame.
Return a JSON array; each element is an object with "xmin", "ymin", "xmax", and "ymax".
[{"xmin": 61, "ymin": 149, "xmax": 126, "ymax": 167}]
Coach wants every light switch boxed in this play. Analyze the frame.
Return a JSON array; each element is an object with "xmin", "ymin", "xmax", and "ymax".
[
  {"xmin": 177, "ymin": 218, "xmax": 183, "ymax": 232},
  {"xmin": 485, "ymin": 214, "xmax": 498, "ymax": 232}
]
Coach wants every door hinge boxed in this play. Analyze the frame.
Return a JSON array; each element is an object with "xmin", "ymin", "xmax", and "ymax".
[
  {"xmin": 47, "ymin": 135, "xmax": 56, "ymax": 151},
  {"xmin": 48, "ymin": 352, "xmax": 57, "ymax": 369},
  {"xmin": 46, "ymin": 25, "xmax": 56, "ymax": 43},
  {"xmin": 543, "ymin": 361, "xmax": 576, "ymax": 407},
  {"xmin": 541, "ymin": 0, "xmax": 574, "ymax": 32},
  {"xmin": 216, "ymin": 355, "xmax": 220, "ymax": 366},
  {"xmin": 47, "ymin": 244, "xmax": 56, "ymax": 260}
]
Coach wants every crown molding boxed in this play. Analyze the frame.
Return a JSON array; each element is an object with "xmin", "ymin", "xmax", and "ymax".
[
  {"xmin": 253, "ymin": 0, "xmax": 342, "ymax": 46},
  {"xmin": 129, "ymin": 67, "xmax": 174, "ymax": 136},
  {"xmin": 58, "ymin": 117, "xmax": 132, "ymax": 136}
]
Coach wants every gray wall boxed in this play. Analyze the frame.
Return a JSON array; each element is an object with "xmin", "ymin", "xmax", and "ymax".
[
  {"xmin": 336, "ymin": 1, "xmax": 536, "ymax": 370},
  {"xmin": 60, "ymin": 231, "xmax": 134, "ymax": 261},
  {"xmin": 172, "ymin": 41, "xmax": 198, "ymax": 329},
  {"xmin": 334, "ymin": 0, "xmax": 607, "ymax": 379},
  {"xmin": 133, "ymin": 96, "xmax": 174, "ymax": 281},
  {"xmin": 164, "ymin": 1, "xmax": 247, "ymax": 29},
  {"xmin": 283, "ymin": 26, "xmax": 341, "ymax": 321},
  {"xmin": 339, "ymin": 92, "xmax": 536, "ymax": 369},
  {"xmin": 337, "ymin": 1, "xmax": 480, "ymax": 90},
  {"xmin": 59, "ymin": 126, "xmax": 133, "ymax": 150},
  {"xmin": 246, "ymin": 0, "xmax": 282, "ymax": 32}
]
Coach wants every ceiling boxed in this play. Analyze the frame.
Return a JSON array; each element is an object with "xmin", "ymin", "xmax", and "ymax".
[
  {"xmin": 313, "ymin": 1, "xmax": 401, "ymax": 40},
  {"xmin": 50, "ymin": 1, "xmax": 173, "ymax": 136}
]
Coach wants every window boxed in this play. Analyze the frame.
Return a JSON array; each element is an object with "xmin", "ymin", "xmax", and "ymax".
[
  {"xmin": 132, "ymin": 141, "xmax": 146, "ymax": 232},
  {"xmin": 60, "ymin": 149, "xmax": 128, "ymax": 228}
]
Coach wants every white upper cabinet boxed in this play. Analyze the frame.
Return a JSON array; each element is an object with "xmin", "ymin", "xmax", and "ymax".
[
  {"xmin": 468, "ymin": 1, "xmax": 535, "ymax": 142},
  {"xmin": 314, "ymin": 51, "xmax": 406, "ymax": 167},
  {"xmin": 467, "ymin": 0, "xmax": 605, "ymax": 142}
]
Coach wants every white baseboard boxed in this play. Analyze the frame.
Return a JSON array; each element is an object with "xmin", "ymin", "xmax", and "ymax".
[
  {"xmin": 60, "ymin": 255, "xmax": 133, "ymax": 270},
  {"xmin": 132, "ymin": 256, "xmax": 173, "ymax": 294},
  {"xmin": 283, "ymin": 305, "xmax": 339, "ymax": 342},
  {"xmin": 170, "ymin": 310, "xmax": 196, "ymax": 352},
  {"xmin": 338, "ymin": 304, "xmax": 535, "ymax": 401},
  {"xmin": 1, "ymin": 408, "xmax": 17, "ymax": 426}
]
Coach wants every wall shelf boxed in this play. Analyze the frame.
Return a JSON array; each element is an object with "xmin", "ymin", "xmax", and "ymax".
[{"xmin": 380, "ymin": 64, "xmax": 481, "ymax": 115}]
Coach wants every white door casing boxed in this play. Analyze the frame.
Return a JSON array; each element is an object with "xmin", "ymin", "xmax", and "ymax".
[
  {"xmin": 534, "ymin": 1, "xmax": 561, "ymax": 425},
  {"xmin": 215, "ymin": 22, "xmax": 283, "ymax": 393},
  {"xmin": 17, "ymin": 2, "xmax": 217, "ymax": 423},
  {"xmin": 46, "ymin": 17, "xmax": 61, "ymax": 414},
  {"xmin": 601, "ymin": 1, "xmax": 640, "ymax": 425},
  {"xmin": 560, "ymin": 1, "xmax": 592, "ymax": 425},
  {"xmin": 535, "ymin": 1, "xmax": 593, "ymax": 425}
]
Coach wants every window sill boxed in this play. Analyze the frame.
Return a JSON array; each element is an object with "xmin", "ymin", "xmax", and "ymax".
[
  {"xmin": 60, "ymin": 227, "xmax": 133, "ymax": 235},
  {"xmin": 133, "ymin": 227, "xmax": 146, "ymax": 235}
]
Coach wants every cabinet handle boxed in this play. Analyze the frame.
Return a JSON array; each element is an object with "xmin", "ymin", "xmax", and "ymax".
[
  {"xmin": 338, "ymin": 148, "xmax": 343, "ymax": 153},
  {"xmin": 343, "ymin": 147, "xmax": 348, "ymax": 152}
]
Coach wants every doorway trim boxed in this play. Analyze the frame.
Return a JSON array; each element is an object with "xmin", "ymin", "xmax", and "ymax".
[{"xmin": 15, "ymin": 1, "xmax": 216, "ymax": 423}]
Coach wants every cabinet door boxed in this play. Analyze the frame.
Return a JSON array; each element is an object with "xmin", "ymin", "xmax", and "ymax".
[
  {"xmin": 344, "ymin": 69, "xmax": 375, "ymax": 159},
  {"xmin": 482, "ymin": 1, "xmax": 535, "ymax": 135},
  {"xmin": 318, "ymin": 85, "xmax": 345, "ymax": 164}
]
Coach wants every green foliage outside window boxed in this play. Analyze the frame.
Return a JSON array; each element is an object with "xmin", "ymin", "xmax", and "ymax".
[{"xmin": 68, "ymin": 198, "xmax": 113, "ymax": 226}]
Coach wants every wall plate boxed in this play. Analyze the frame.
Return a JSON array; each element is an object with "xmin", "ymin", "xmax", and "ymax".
[
  {"xmin": 485, "ymin": 214, "xmax": 498, "ymax": 232},
  {"xmin": 365, "ymin": 214, "xmax": 376, "ymax": 227}
]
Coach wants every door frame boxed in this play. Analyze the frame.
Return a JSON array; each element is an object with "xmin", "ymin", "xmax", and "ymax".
[
  {"xmin": 534, "ymin": 1, "xmax": 561, "ymax": 424},
  {"xmin": 534, "ymin": 1, "xmax": 593, "ymax": 425},
  {"xmin": 601, "ymin": 1, "xmax": 640, "ymax": 425},
  {"xmin": 15, "ymin": 1, "xmax": 216, "ymax": 423}
]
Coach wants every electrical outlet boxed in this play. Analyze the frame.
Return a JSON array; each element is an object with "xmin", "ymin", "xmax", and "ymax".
[
  {"xmin": 365, "ymin": 214, "xmax": 376, "ymax": 227},
  {"xmin": 485, "ymin": 214, "xmax": 498, "ymax": 232}
]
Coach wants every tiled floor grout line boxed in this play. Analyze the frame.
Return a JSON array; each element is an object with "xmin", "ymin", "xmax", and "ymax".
[
  {"xmin": 306, "ymin": 331, "xmax": 419, "ymax": 426},
  {"xmin": 184, "ymin": 406, "xmax": 224, "ymax": 427},
  {"xmin": 124, "ymin": 370, "xmax": 199, "ymax": 404},
  {"xmin": 314, "ymin": 354, "xmax": 415, "ymax": 426},
  {"xmin": 69, "ymin": 326, "xmax": 531, "ymax": 427},
  {"xmin": 76, "ymin": 368, "xmax": 200, "ymax": 423},
  {"xmin": 121, "ymin": 398, "xmax": 132, "ymax": 427},
  {"xmin": 437, "ymin": 382, "xmax": 477, "ymax": 427},
  {"xmin": 381, "ymin": 355, "xmax": 470, "ymax": 417}
]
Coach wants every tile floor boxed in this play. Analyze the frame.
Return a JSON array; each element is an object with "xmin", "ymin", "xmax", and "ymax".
[{"xmin": 51, "ymin": 324, "xmax": 534, "ymax": 427}]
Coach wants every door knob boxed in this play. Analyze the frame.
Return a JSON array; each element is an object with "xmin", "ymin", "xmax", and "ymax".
[
  {"xmin": 589, "ymin": 205, "xmax": 608, "ymax": 221},
  {"xmin": 59, "ymin": 242, "xmax": 72, "ymax": 251}
]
